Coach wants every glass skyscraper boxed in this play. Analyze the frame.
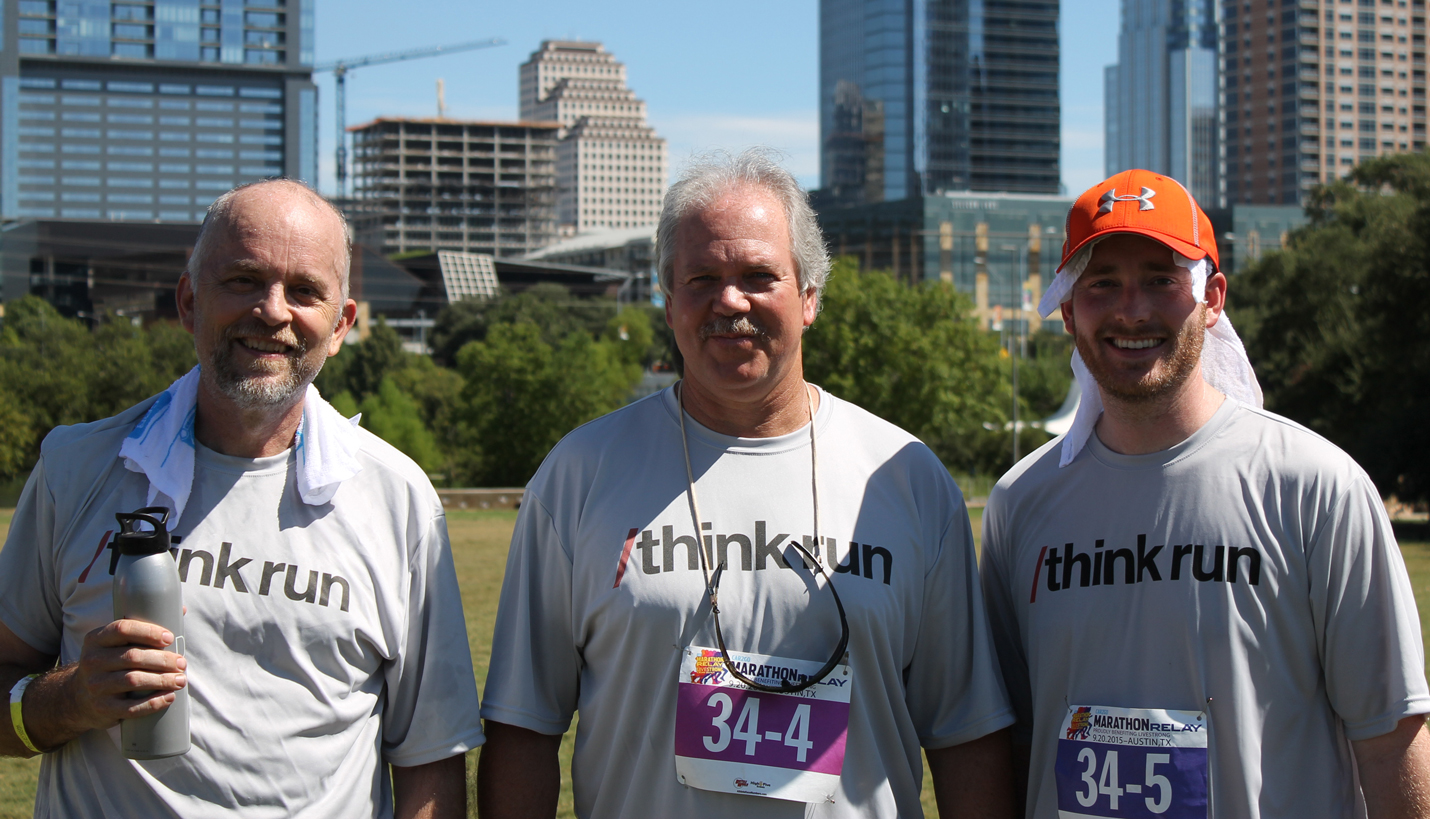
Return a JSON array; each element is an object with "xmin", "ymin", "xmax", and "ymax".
[
  {"xmin": 0, "ymin": 0, "xmax": 317, "ymax": 222},
  {"xmin": 1104, "ymin": 0, "xmax": 1219, "ymax": 206},
  {"xmin": 819, "ymin": 0, "xmax": 1060, "ymax": 204}
]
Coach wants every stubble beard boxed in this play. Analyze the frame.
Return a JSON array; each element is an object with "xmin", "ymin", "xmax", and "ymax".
[
  {"xmin": 1076, "ymin": 304, "xmax": 1206, "ymax": 404},
  {"xmin": 205, "ymin": 320, "xmax": 329, "ymax": 410}
]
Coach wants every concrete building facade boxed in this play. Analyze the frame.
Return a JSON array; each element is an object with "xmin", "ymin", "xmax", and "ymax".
[
  {"xmin": 1222, "ymin": 0, "xmax": 1427, "ymax": 205},
  {"xmin": 346, "ymin": 116, "xmax": 558, "ymax": 257},
  {"xmin": 818, "ymin": 0, "xmax": 1061, "ymax": 205},
  {"xmin": 1, "ymin": 0, "xmax": 318, "ymax": 224},
  {"xmin": 518, "ymin": 40, "xmax": 667, "ymax": 233},
  {"xmin": 1105, "ymin": 0, "xmax": 1220, "ymax": 206}
]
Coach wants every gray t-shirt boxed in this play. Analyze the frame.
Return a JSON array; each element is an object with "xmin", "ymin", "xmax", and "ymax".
[
  {"xmin": 980, "ymin": 398, "xmax": 1430, "ymax": 818},
  {"xmin": 481, "ymin": 386, "xmax": 1013, "ymax": 818},
  {"xmin": 0, "ymin": 396, "xmax": 484, "ymax": 818}
]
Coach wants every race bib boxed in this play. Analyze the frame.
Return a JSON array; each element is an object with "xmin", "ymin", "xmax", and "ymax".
[
  {"xmin": 674, "ymin": 645, "xmax": 851, "ymax": 803},
  {"xmin": 1054, "ymin": 705, "xmax": 1208, "ymax": 819}
]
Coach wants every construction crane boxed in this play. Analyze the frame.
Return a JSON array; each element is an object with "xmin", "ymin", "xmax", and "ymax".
[{"xmin": 314, "ymin": 37, "xmax": 506, "ymax": 196}]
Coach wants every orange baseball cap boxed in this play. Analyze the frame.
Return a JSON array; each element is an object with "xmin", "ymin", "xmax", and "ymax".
[{"xmin": 1059, "ymin": 169, "xmax": 1219, "ymax": 272}]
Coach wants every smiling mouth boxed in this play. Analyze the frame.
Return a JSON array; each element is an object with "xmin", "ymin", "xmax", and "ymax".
[
  {"xmin": 239, "ymin": 337, "xmax": 295, "ymax": 354},
  {"xmin": 1110, "ymin": 338, "xmax": 1164, "ymax": 350}
]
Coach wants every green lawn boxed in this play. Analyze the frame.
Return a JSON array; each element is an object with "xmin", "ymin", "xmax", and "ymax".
[{"xmin": 1, "ymin": 508, "xmax": 1427, "ymax": 818}]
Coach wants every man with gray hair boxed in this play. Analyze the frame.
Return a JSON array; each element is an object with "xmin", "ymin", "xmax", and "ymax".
[
  {"xmin": 479, "ymin": 150, "xmax": 1015, "ymax": 818},
  {"xmin": 0, "ymin": 179, "xmax": 483, "ymax": 817}
]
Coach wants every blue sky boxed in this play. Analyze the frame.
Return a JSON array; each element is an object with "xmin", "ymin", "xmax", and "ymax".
[{"xmin": 312, "ymin": 0, "xmax": 1119, "ymax": 198}]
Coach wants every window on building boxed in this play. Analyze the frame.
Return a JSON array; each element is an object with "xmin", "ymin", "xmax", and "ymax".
[{"xmin": 113, "ymin": 42, "xmax": 151, "ymax": 58}]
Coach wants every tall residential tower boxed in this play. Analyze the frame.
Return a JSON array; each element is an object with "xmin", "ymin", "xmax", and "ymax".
[
  {"xmin": 819, "ymin": 0, "xmax": 1060, "ymax": 204},
  {"xmin": 518, "ymin": 40, "xmax": 667, "ymax": 233},
  {"xmin": 2, "ymin": 0, "xmax": 318, "ymax": 222},
  {"xmin": 1221, "ymin": 0, "xmax": 1426, "ymax": 205},
  {"xmin": 1104, "ymin": 0, "xmax": 1220, "ymax": 205}
]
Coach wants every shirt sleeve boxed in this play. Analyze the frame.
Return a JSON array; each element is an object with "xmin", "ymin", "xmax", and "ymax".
[
  {"xmin": 479, "ymin": 492, "xmax": 580, "ymax": 736},
  {"xmin": 381, "ymin": 509, "xmax": 486, "ymax": 766},
  {"xmin": 0, "ymin": 457, "xmax": 64, "ymax": 656},
  {"xmin": 1311, "ymin": 470, "xmax": 1430, "ymax": 741},
  {"xmin": 978, "ymin": 487, "xmax": 1035, "ymax": 747},
  {"xmin": 904, "ymin": 502, "xmax": 1015, "ymax": 749}
]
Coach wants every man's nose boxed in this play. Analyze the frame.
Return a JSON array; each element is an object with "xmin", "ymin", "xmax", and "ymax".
[
  {"xmin": 1113, "ymin": 282, "xmax": 1153, "ymax": 322},
  {"xmin": 252, "ymin": 282, "xmax": 291, "ymax": 324},
  {"xmin": 713, "ymin": 280, "xmax": 751, "ymax": 314}
]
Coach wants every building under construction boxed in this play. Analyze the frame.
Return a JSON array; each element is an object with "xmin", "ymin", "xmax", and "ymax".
[{"xmin": 345, "ymin": 116, "xmax": 559, "ymax": 257}]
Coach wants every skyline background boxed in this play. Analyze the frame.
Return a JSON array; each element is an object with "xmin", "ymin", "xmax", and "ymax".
[{"xmin": 312, "ymin": 0, "xmax": 1119, "ymax": 198}]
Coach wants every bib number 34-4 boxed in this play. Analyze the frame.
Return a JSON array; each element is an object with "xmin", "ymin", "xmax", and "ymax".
[
  {"xmin": 674, "ymin": 645, "xmax": 851, "ymax": 803},
  {"xmin": 1054, "ymin": 705, "xmax": 1208, "ymax": 819}
]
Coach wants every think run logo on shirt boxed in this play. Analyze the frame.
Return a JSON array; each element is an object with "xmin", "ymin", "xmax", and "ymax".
[
  {"xmin": 612, "ymin": 521, "xmax": 894, "ymax": 588},
  {"xmin": 78, "ymin": 529, "xmax": 353, "ymax": 612},
  {"xmin": 1028, "ymin": 534, "xmax": 1264, "ymax": 603}
]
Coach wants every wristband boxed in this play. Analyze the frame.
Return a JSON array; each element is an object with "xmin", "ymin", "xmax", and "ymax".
[{"xmin": 9, "ymin": 674, "xmax": 42, "ymax": 754}]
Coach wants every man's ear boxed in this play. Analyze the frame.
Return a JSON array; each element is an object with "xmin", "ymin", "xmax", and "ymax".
[
  {"xmin": 1060, "ymin": 300, "xmax": 1075, "ymax": 335},
  {"xmin": 326, "ymin": 299, "xmax": 359, "ymax": 356},
  {"xmin": 177, "ymin": 273, "xmax": 196, "ymax": 333},
  {"xmin": 802, "ymin": 287, "xmax": 818, "ymax": 328},
  {"xmin": 1204, "ymin": 271, "xmax": 1227, "ymax": 329}
]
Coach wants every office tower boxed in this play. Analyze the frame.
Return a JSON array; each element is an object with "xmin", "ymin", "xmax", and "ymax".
[
  {"xmin": 818, "ymin": 0, "xmax": 1060, "ymax": 204},
  {"xmin": 1104, "ymin": 0, "xmax": 1220, "ymax": 206},
  {"xmin": 1222, "ymin": 1, "xmax": 1427, "ymax": 206},
  {"xmin": 347, "ymin": 116, "xmax": 558, "ymax": 257},
  {"xmin": 2, "ymin": 0, "xmax": 318, "ymax": 222},
  {"xmin": 518, "ymin": 40, "xmax": 668, "ymax": 232}
]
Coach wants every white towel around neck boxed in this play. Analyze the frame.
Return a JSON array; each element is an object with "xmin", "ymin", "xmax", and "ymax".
[{"xmin": 118, "ymin": 366, "xmax": 364, "ymax": 521}]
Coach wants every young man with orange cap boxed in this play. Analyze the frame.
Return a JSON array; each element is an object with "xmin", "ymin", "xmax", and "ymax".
[{"xmin": 980, "ymin": 169, "xmax": 1430, "ymax": 818}]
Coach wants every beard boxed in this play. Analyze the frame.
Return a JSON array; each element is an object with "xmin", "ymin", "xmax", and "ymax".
[
  {"xmin": 699, "ymin": 314, "xmax": 767, "ymax": 340},
  {"xmin": 205, "ymin": 319, "xmax": 328, "ymax": 410},
  {"xmin": 1076, "ymin": 304, "xmax": 1206, "ymax": 404}
]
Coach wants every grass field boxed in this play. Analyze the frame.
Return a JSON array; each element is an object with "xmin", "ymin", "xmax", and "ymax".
[{"xmin": 2, "ymin": 509, "xmax": 1429, "ymax": 818}]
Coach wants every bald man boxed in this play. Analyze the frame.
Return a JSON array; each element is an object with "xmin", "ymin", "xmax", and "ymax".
[{"xmin": 0, "ymin": 180, "xmax": 483, "ymax": 818}]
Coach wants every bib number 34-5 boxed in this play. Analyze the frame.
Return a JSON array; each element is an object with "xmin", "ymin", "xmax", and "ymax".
[
  {"xmin": 674, "ymin": 645, "xmax": 851, "ymax": 803},
  {"xmin": 1054, "ymin": 705, "xmax": 1207, "ymax": 819}
]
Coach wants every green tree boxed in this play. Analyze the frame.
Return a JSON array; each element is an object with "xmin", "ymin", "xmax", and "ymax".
[
  {"xmin": 802, "ymin": 260, "xmax": 1026, "ymax": 473},
  {"xmin": 456, "ymin": 322, "xmax": 641, "ymax": 486},
  {"xmin": 359, "ymin": 378, "xmax": 441, "ymax": 473},
  {"xmin": 0, "ymin": 298, "xmax": 197, "ymax": 470},
  {"xmin": 1232, "ymin": 151, "xmax": 1430, "ymax": 501},
  {"xmin": 342, "ymin": 318, "xmax": 408, "ymax": 399},
  {"xmin": 328, "ymin": 390, "xmax": 360, "ymax": 419},
  {"xmin": 490, "ymin": 283, "xmax": 614, "ymax": 347},
  {"xmin": 0, "ymin": 390, "xmax": 34, "ymax": 480},
  {"xmin": 1017, "ymin": 335, "xmax": 1075, "ymax": 419},
  {"xmin": 430, "ymin": 299, "xmax": 490, "ymax": 367},
  {"xmin": 430, "ymin": 284, "xmax": 627, "ymax": 366}
]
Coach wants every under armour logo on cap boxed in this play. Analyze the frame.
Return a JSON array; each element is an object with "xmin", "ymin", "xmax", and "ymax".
[
  {"xmin": 1058, "ymin": 169, "xmax": 1217, "ymax": 275},
  {"xmin": 1097, "ymin": 187, "xmax": 1157, "ymax": 214}
]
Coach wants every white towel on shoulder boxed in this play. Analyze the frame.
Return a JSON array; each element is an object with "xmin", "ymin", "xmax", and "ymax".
[{"xmin": 118, "ymin": 366, "xmax": 363, "ymax": 521}]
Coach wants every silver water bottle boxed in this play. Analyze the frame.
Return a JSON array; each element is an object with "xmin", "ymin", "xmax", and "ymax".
[{"xmin": 112, "ymin": 507, "xmax": 190, "ymax": 759}]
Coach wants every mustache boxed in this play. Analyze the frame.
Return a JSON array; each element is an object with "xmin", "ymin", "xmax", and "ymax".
[{"xmin": 699, "ymin": 315, "xmax": 767, "ymax": 340}]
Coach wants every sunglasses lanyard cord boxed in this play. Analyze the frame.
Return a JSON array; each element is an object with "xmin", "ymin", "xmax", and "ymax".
[{"xmin": 676, "ymin": 381, "xmax": 849, "ymax": 694}]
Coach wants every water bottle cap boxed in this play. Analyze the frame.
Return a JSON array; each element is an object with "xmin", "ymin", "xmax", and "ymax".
[{"xmin": 114, "ymin": 507, "xmax": 172, "ymax": 556}]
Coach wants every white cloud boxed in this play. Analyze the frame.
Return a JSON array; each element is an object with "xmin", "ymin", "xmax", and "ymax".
[{"xmin": 650, "ymin": 111, "xmax": 819, "ymax": 189}]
